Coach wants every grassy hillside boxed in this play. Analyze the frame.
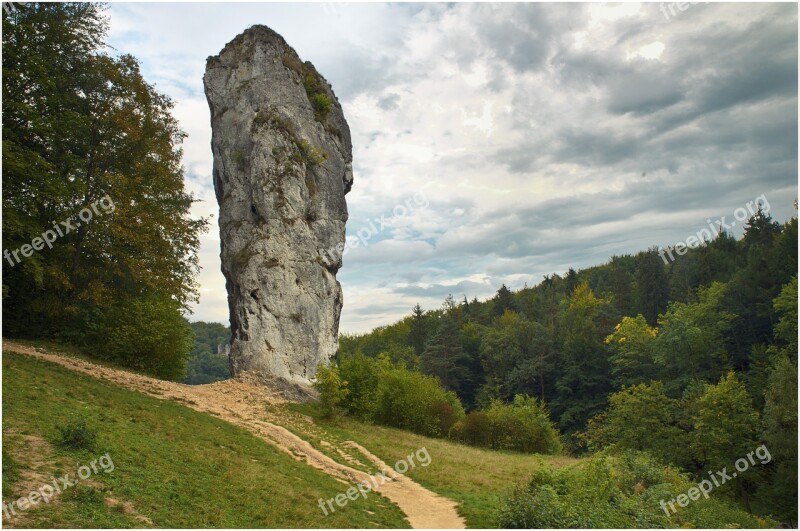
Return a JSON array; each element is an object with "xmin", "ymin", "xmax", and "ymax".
[
  {"xmin": 2, "ymin": 351, "xmax": 408, "ymax": 528},
  {"xmin": 3, "ymin": 347, "xmax": 771, "ymax": 529},
  {"xmin": 285, "ymin": 403, "xmax": 577, "ymax": 528},
  {"xmin": 2, "ymin": 347, "xmax": 580, "ymax": 529}
]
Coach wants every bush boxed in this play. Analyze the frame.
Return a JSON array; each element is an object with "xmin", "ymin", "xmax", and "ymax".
[
  {"xmin": 84, "ymin": 294, "xmax": 193, "ymax": 381},
  {"xmin": 450, "ymin": 410, "xmax": 492, "ymax": 447},
  {"xmin": 322, "ymin": 354, "xmax": 465, "ymax": 437},
  {"xmin": 56, "ymin": 416, "xmax": 97, "ymax": 450},
  {"xmin": 337, "ymin": 353, "xmax": 390, "ymax": 420},
  {"xmin": 373, "ymin": 367, "xmax": 465, "ymax": 438},
  {"xmin": 485, "ymin": 395, "xmax": 563, "ymax": 454},
  {"xmin": 313, "ymin": 364, "xmax": 348, "ymax": 419},
  {"xmin": 496, "ymin": 450, "xmax": 774, "ymax": 528},
  {"xmin": 452, "ymin": 395, "xmax": 562, "ymax": 454}
]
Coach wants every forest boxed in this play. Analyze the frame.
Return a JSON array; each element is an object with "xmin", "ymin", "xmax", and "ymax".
[{"xmin": 332, "ymin": 212, "xmax": 797, "ymax": 523}]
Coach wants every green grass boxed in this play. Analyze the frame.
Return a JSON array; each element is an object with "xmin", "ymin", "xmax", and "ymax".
[
  {"xmin": 2, "ymin": 351, "xmax": 409, "ymax": 528},
  {"xmin": 6, "ymin": 339, "xmax": 152, "ymax": 377},
  {"xmin": 286, "ymin": 403, "xmax": 579, "ymax": 528}
]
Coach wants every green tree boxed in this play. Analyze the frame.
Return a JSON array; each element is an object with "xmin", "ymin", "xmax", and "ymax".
[
  {"xmin": 409, "ymin": 303, "xmax": 428, "ymax": 356},
  {"xmin": 581, "ymin": 381, "xmax": 687, "ymax": 467},
  {"xmin": 725, "ymin": 211, "xmax": 790, "ymax": 370},
  {"xmin": 653, "ymin": 282, "xmax": 734, "ymax": 395},
  {"xmin": 691, "ymin": 372, "xmax": 760, "ymax": 507},
  {"xmin": 2, "ymin": 3, "xmax": 207, "ymax": 376},
  {"xmin": 770, "ymin": 276, "xmax": 798, "ymax": 362},
  {"xmin": 85, "ymin": 294, "xmax": 194, "ymax": 381},
  {"xmin": 609, "ymin": 255, "xmax": 634, "ymax": 317},
  {"xmin": 605, "ymin": 314, "xmax": 659, "ymax": 389},
  {"xmin": 757, "ymin": 277, "xmax": 798, "ymax": 523},
  {"xmin": 760, "ymin": 354, "xmax": 797, "ymax": 524},
  {"xmin": 506, "ymin": 320, "xmax": 556, "ymax": 402},
  {"xmin": 479, "ymin": 311, "xmax": 524, "ymax": 404},
  {"xmin": 634, "ymin": 248, "xmax": 669, "ymax": 325},
  {"xmin": 337, "ymin": 353, "xmax": 392, "ymax": 420},
  {"xmin": 421, "ymin": 317, "xmax": 472, "ymax": 396},
  {"xmin": 313, "ymin": 364, "xmax": 349, "ymax": 419},
  {"xmin": 551, "ymin": 282, "xmax": 613, "ymax": 436},
  {"xmin": 493, "ymin": 284, "xmax": 515, "ymax": 316}
]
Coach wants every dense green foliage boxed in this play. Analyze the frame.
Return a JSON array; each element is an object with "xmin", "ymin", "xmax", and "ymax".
[
  {"xmin": 55, "ymin": 416, "xmax": 98, "ymax": 451},
  {"xmin": 85, "ymin": 294, "xmax": 194, "ymax": 380},
  {"xmin": 318, "ymin": 354, "xmax": 467, "ymax": 438},
  {"xmin": 185, "ymin": 321, "xmax": 231, "ymax": 384},
  {"xmin": 451, "ymin": 395, "xmax": 563, "ymax": 454},
  {"xmin": 313, "ymin": 363, "xmax": 349, "ymax": 419},
  {"xmin": 2, "ymin": 3, "xmax": 207, "ymax": 379},
  {"xmin": 340, "ymin": 211, "xmax": 797, "ymax": 523},
  {"xmin": 497, "ymin": 451, "xmax": 773, "ymax": 528},
  {"xmin": 319, "ymin": 353, "xmax": 564, "ymax": 453}
]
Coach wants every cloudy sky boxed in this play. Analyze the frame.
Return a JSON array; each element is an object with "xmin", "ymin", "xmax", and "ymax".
[{"xmin": 106, "ymin": 2, "xmax": 798, "ymax": 333}]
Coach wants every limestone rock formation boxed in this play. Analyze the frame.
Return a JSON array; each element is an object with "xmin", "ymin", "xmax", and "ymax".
[{"xmin": 204, "ymin": 25, "xmax": 352, "ymax": 384}]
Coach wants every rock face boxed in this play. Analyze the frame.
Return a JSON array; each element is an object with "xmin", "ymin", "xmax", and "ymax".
[{"xmin": 204, "ymin": 25, "xmax": 352, "ymax": 384}]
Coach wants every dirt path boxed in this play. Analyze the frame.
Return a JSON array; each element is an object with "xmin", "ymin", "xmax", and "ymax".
[{"xmin": 2, "ymin": 341, "xmax": 466, "ymax": 529}]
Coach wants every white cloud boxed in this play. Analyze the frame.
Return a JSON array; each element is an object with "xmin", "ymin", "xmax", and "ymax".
[{"xmin": 106, "ymin": 3, "xmax": 797, "ymax": 334}]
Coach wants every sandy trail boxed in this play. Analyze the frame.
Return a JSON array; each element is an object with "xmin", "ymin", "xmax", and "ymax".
[{"xmin": 3, "ymin": 341, "xmax": 466, "ymax": 529}]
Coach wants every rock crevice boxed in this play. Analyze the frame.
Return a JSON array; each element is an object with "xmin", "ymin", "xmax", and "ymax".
[{"xmin": 204, "ymin": 25, "xmax": 352, "ymax": 383}]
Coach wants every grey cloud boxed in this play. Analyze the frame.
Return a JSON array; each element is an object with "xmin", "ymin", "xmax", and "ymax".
[
  {"xmin": 377, "ymin": 93, "xmax": 401, "ymax": 111},
  {"xmin": 393, "ymin": 279, "xmax": 493, "ymax": 299}
]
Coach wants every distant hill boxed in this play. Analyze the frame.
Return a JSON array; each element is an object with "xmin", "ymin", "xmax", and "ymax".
[{"xmin": 185, "ymin": 321, "xmax": 231, "ymax": 384}]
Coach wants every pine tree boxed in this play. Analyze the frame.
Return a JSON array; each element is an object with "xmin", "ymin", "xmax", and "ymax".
[
  {"xmin": 409, "ymin": 303, "xmax": 428, "ymax": 356},
  {"xmin": 421, "ymin": 317, "xmax": 472, "ymax": 396},
  {"xmin": 634, "ymin": 248, "xmax": 669, "ymax": 325},
  {"xmin": 493, "ymin": 284, "xmax": 515, "ymax": 316}
]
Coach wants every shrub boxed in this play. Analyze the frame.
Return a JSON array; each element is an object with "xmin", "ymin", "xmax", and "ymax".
[
  {"xmin": 295, "ymin": 139, "xmax": 327, "ymax": 167},
  {"xmin": 337, "ymin": 353, "xmax": 391, "ymax": 420},
  {"xmin": 450, "ymin": 410, "xmax": 492, "ymax": 447},
  {"xmin": 456, "ymin": 395, "xmax": 562, "ymax": 454},
  {"xmin": 313, "ymin": 364, "xmax": 348, "ymax": 419},
  {"xmin": 496, "ymin": 450, "xmax": 774, "ymax": 529},
  {"xmin": 311, "ymin": 93, "xmax": 332, "ymax": 121},
  {"xmin": 373, "ymin": 367, "xmax": 465, "ymax": 438},
  {"xmin": 84, "ymin": 294, "xmax": 193, "ymax": 381},
  {"xmin": 56, "ymin": 416, "xmax": 97, "ymax": 450}
]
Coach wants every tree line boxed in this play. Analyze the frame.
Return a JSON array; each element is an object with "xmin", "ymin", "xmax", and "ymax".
[{"xmin": 339, "ymin": 209, "xmax": 797, "ymax": 523}]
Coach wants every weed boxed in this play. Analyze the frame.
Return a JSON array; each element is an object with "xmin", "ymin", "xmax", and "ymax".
[
  {"xmin": 281, "ymin": 54, "xmax": 333, "ymax": 123},
  {"xmin": 311, "ymin": 93, "xmax": 332, "ymax": 121},
  {"xmin": 297, "ymin": 139, "xmax": 327, "ymax": 167},
  {"xmin": 56, "ymin": 416, "xmax": 97, "ymax": 450}
]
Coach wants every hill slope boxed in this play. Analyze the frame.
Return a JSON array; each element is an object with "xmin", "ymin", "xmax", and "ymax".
[{"xmin": 2, "ymin": 341, "xmax": 574, "ymax": 528}]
